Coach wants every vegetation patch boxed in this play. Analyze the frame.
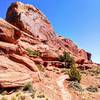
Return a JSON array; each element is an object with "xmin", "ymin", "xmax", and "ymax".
[
  {"xmin": 59, "ymin": 51, "xmax": 81, "ymax": 82},
  {"xmin": 59, "ymin": 51, "xmax": 75, "ymax": 68},
  {"xmin": 37, "ymin": 94, "xmax": 45, "ymax": 98},
  {"xmin": 26, "ymin": 48, "xmax": 41, "ymax": 57},
  {"xmin": 22, "ymin": 82, "xmax": 37, "ymax": 97},
  {"xmin": 86, "ymin": 86, "xmax": 98, "ymax": 92},
  {"xmin": 22, "ymin": 82, "xmax": 33, "ymax": 93},
  {"xmin": 69, "ymin": 65, "xmax": 81, "ymax": 83},
  {"xmin": 88, "ymin": 67, "xmax": 100, "ymax": 76},
  {"xmin": 69, "ymin": 81, "xmax": 83, "ymax": 92},
  {"xmin": 36, "ymin": 64, "xmax": 45, "ymax": 72}
]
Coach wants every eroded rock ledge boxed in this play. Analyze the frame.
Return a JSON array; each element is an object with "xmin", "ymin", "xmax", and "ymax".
[{"xmin": 0, "ymin": 2, "xmax": 93, "ymax": 88}]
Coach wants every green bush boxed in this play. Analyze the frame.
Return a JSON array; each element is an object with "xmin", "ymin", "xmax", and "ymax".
[
  {"xmin": 23, "ymin": 82, "xmax": 33, "ymax": 92},
  {"xmin": 69, "ymin": 81, "xmax": 83, "ymax": 92},
  {"xmin": 37, "ymin": 92, "xmax": 45, "ymax": 98},
  {"xmin": 36, "ymin": 64, "xmax": 45, "ymax": 72},
  {"xmin": 59, "ymin": 51, "xmax": 75, "ymax": 68},
  {"xmin": 89, "ymin": 67, "xmax": 100, "ymax": 76},
  {"xmin": 69, "ymin": 65, "xmax": 81, "ymax": 83},
  {"xmin": 26, "ymin": 48, "xmax": 41, "ymax": 57},
  {"xmin": 59, "ymin": 52, "xmax": 81, "ymax": 82},
  {"xmin": 86, "ymin": 86, "xmax": 98, "ymax": 92}
]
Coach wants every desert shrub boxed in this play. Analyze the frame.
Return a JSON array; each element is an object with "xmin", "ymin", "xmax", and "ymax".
[
  {"xmin": 22, "ymin": 82, "xmax": 36, "ymax": 98},
  {"xmin": 37, "ymin": 94, "xmax": 45, "ymax": 98},
  {"xmin": 94, "ymin": 67, "xmax": 100, "ymax": 75},
  {"xmin": 69, "ymin": 65, "xmax": 81, "ymax": 83},
  {"xmin": 23, "ymin": 82, "xmax": 33, "ymax": 93},
  {"xmin": 30, "ymin": 87, "xmax": 36, "ymax": 98},
  {"xmin": 59, "ymin": 51, "xmax": 81, "ymax": 82},
  {"xmin": 31, "ymin": 92, "xmax": 35, "ymax": 99},
  {"xmin": 36, "ymin": 64, "xmax": 45, "ymax": 72},
  {"xmin": 86, "ymin": 86, "xmax": 98, "ymax": 92},
  {"xmin": 16, "ymin": 92, "xmax": 21, "ymax": 97},
  {"xmin": 37, "ymin": 92, "xmax": 45, "ymax": 98},
  {"xmin": 26, "ymin": 48, "xmax": 41, "ymax": 57},
  {"xmin": 69, "ymin": 81, "xmax": 83, "ymax": 92},
  {"xmin": 89, "ymin": 67, "xmax": 100, "ymax": 76},
  {"xmin": 59, "ymin": 51, "xmax": 75, "ymax": 68}
]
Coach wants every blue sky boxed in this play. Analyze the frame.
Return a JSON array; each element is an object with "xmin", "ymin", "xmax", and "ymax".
[{"xmin": 0, "ymin": 0, "xmax": 100, "ymax": 63}]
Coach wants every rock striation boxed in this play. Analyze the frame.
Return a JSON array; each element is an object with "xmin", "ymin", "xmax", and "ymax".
[{"xmin": 0, "ymin": 2, "xmax": 92, "ymax": 88}]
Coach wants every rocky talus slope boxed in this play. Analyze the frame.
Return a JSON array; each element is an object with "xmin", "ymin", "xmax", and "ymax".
[{"xmin": 0, "ymin": 1, "xmax": 94, "ymax": 88}]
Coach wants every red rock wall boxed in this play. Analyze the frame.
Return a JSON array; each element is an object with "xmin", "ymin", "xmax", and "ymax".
[{"xmin": 0, "ymin": 2, "xmax": 92, "ymax": 88}]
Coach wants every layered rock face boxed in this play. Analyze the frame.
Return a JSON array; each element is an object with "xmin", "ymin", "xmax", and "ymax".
[
  {"xmin": 0, "ymin": 2, "xmax": 92, "ymax": 88},
  {"xmin": 6, "ymin": 2, "xmax": 55, "ymax": 42},
  {"xmin": 6, "ymin": 2, "xmax": 91, "ymax": 62}
]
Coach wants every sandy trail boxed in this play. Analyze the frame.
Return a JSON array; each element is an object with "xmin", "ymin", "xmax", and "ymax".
[{"xmin": 57, "ymin": 75, "xmax": 72, "ymax": 100}]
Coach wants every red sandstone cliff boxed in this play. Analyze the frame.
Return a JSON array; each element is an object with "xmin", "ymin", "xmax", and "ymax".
[{"xmin": 0, "ymin": 2, "xmax": 93, "ymax": 88}]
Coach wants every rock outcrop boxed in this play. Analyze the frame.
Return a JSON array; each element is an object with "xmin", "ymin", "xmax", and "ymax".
[
  {"xmin": 0, "ymin": 2, "xmax": 93, "ymax": 88},
  {"xmin": 0, "ymin": 19, "xmax": 40, "ymax": 88},
  {"xmin": 0, "ymin": 20, "xmax": 21, "ymax": 43},
  {"xmin": 6, "ymin": 2, "xmax": 55, "ymax": 42},
  {"xmin": 6, "ymin": 2, "xmax": 91, "ymax": 63}
]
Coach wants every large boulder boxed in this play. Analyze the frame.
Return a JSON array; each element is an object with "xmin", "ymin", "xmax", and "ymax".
[
  {"xmin": 0, "ymin": 55, "xmax": 32, "ymax": 88},
  {"xmin": 6, "ymin": 2, "xmax": 55, "ymax": 42},
  {"xmin": 0, "ymin": 19, "xmax": 21, "ymax": 43}
]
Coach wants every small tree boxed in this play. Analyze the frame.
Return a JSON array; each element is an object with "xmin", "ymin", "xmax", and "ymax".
[
  {"xmin": 59, "ymin": 51, "xmax": 81, "ymax": 82},
  {"xmin": 69, "ymin": 65, "xmax": 81, "ymax": 83},
  {"xmin": 59, "ymin": 51, "xmax": 75, "ymax": 68}
]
